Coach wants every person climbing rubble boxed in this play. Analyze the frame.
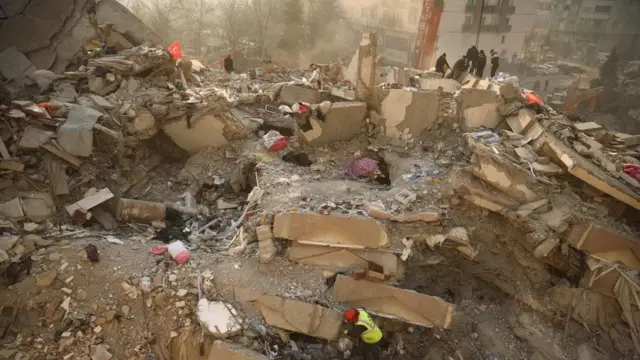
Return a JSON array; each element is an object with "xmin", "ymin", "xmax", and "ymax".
[
  {"xmin": 446, "ymin": 55, "xmax": 468, "ymax": 82},
  {"xmin": 435, "ymin": 53, "xmax": 450, "ymax": 78},
  {"xmin": 343, "ymin": 308, "xmax": 383, "ymax": 360},
  {"xmin": 466, "ymin": 45, "xmax": 479, "ymax": 74},
  {"xmin": 476, "ymin": 50, "xmax": 487, "ymax": 78},
  {"xmin": 490, "ymin": 49, "xmax": 500, "ymax": 78}
]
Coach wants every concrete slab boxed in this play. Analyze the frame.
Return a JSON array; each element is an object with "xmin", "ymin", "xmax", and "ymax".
[
  {"xmin": 457, "ymin": 88, "xmax": 499, "ymax": 125},
  {"xmin": 418, "ymin": 78, "xmax": 461, "ymax": 93},
  {"xmin": 380, "ymin": 89, "xmax": 440, "ymax": 139},
  {"xmin": 57, "ymin": 105, "xmax": 103, "ymax": 157},
  {"xmin": 299, "ymin": 101, "xmax": 366, "ymax": 145},
  {"xmin": 462, "ymin": 103, "xmax": 500, "ymax": 128},
  {"xmin": 273, "ymin": 212, "xmax": 388, "ymax": 248},
  {"xmin": 0, "ymin": 47, "xmax": 37, "ymax": 84},
  {"xmin": 163, "ymin": 114, "xmax": 248, "ymax": 153},
  {"xmin": 506, "ymin": 108, "xmax": 536, "ymax": 134},
  {"xmin": 333, "ymin": 275, "xmax": 455, "ymax": 329},
  {"xmin": 279, "ymin": 85, "xmax": 329, "ymax": 106}
]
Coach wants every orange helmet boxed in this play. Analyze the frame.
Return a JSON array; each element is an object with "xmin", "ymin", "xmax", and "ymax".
[{"xmin": 344, "ymin": 308, "xmax": 359, "ymax": 323}]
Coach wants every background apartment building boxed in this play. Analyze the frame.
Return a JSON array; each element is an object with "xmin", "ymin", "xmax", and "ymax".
[
  {"xmin": 549, "ymin": 0, "xmax": 640, "ymax": 64},
  {"xmin": 342, "ymin": 0, "xmax": 537, "ymax": 68}
]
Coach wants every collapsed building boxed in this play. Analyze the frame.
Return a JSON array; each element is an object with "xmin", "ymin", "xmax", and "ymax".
[{"xmin": 1, "ymin": 2, "xmax": 640, "ymax": 360}]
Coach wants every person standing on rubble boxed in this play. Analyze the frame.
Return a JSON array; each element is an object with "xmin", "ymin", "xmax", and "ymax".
[
  {"xmin": 343, "ymin": 308, "xmax": 383, "ymax": 360},
  {"xmin": 224, "ymin": 53, "xmax": 234, "ymax": 74},
  {"xmin": 490, "ymin": 50, "xmax": 500, "ymax": 78},
  {"xmin": 475, "ymin": 50, "xmax": 487, "ymax": 78},
  {"xmin": 446, "ymin": 55, "xmax": 467, "ymax": 82},
  {"xmin": 466, "ymin": 45, "xmax": 479, "ymax": 74},
  {"xmin": 435, "ymin": 53, "xmax": 450, "ymax": 78}
]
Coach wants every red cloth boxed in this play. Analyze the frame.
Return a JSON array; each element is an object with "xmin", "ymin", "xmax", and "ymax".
[
  {"xmin": 624, "ymin": 164, "xmax": 640, "ymax": 182},
  {"xmin": 168, "ymin": 42, "xmax": 182, "ymax": 60},
  {"xmin": 344, "ymin": 157, "xmax": 378, "ymax": 177}
]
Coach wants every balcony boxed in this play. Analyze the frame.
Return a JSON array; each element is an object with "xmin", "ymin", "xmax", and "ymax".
[
  {"xmin": 465, "ymin": 4, "xmax": 515, "ymax": 14},
  {"xmin": 462, "ymin": 23, "xmax": 512, "ymax": 33}
]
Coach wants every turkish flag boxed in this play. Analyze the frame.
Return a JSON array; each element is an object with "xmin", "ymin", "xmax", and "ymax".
[{"xmin": 168, "ymin": 41, "xmax": 182, "ymax": 60}]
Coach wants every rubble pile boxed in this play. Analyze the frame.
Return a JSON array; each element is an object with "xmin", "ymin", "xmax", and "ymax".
[{"xmin": 1, "ymin": 5, "xmax": 640, "ymax": 359}]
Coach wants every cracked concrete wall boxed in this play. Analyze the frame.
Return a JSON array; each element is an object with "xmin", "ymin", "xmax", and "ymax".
[
  {"xmin": 0, "ymin": 0, "xmax": 163, "ymax": 73},
  {"xmin": 299, "ymin": 102, "xmax": 367, "ymax": 145},
  {"xmin": 380, "ymin": 89, "xmax": 441, "ymax": 139}
]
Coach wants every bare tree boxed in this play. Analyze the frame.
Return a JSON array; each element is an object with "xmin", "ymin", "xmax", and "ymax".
[
  {"xmin": 248, "ymin": 0, "xmax": 280, "ymax": 57},
  {"xmin": 174, "ymin": 0, "xmax": 216, "ymax": 57},
  {"xmin": 215, "ymin": 0, "xmax": 251, "ymax": 56}
]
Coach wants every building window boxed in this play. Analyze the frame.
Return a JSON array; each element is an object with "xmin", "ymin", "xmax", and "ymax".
[
  {"xmin": 467, "ymin": 0, "xmax": 475, "ymax": 5},
  {"xmin": 464, "ymin": 15, "xmax": 472, "ymax": 25},
  {"xmin": 501, "ymin": 35, "xmax": 506, "ymax": 44},
  {"xmin": 500, "ymin": 49, "xmax": 507, "ymax": 57},
  {"xmin": 481, "ymin": 16, "xmax": 486, "ymax": 25},
  {"xmin": 505, "ymin": 17, "xmax": 510, "ymax": 25}
]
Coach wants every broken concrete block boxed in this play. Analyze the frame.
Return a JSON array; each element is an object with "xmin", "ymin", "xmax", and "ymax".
[
  {"xmin": 451, "ymin": 168, "xmax": 520, "ymax": 212},
  {"xmin": 164, "ymin": 114, "xmax": 248, "ymax": 153},
  {"xmin": 363, "ymin": 202, "xmax": 440, "ymax": 223},
  {"xmin": 279, "ymin": 85, "xmax": 329, "ymax": 106},
  {"xmin": 259, "ymin": 238, "xmax": 277, "ymax": 264},
  {"xmin": 88, "ymin": 76, "xmax": 106, "ymax": 94},
  {"xmin": 18, "ymin": 126, "xmax": 54, "ymax": 150},
  {"xmin": 532, "ymin": 161, "xmax": 563, "ymax": 175},
  {"xmin": 196, "ymin": 298, "xmax": 242, "ymax": 336},
  {"xmin": 287, "ymin": 242, "xmax": 399, "ymax": 275},
  {"xmin": 0, "ymin": 47, "xmax": 37, "ymax": 84},
  {"xmin": 21, "ymin": 192, "xmax": 56, "ymax": 222},
  {"xmin": 128, "ymin": 109, "xmax": 157, "ymax": 139},
  {"xmin": 567, "ymin": 222, "xmax": 640, "ymax": 270},
  {"xmin": 0, "ymin": 198, "xmax": 24, "ymax": 219},
  {"xmin": 539, "ymin": 205, "xmax": 572, "ymax": 234},
  {"xmin": 57, "ymin": 105, "xmax": 103, "ymax": 157},
  {"xmin": 66, "ymin": 188, "xmax": 114, "ymax": 218},
  {"xmin": 380, "ymin": 90, "xmax": 440, "ymax": 139},
  {"xmin": 471, "ymin": 152, "xmax": 541, "ymax": 203},
  {"xmin": 456, "ymin": 88, "xmax": 499, "ymax": 122},
  {"xmin": 220, "ymin": 285, "xmax": 342, "ymax": 340},
  {"xmin": 542, "ymin": 133, "xmax": 640, "ymax": 210},
  {"xmin": 418, "ymin": 78, "xmax": 460, "ymax": 93},
  {"xmin": 573, "ymin": 122, "xmax": 602, "ymax": 132},
  {"xmin": 273, "ymin": 212, "xmax": 388, "ymax": 248},
  {"xmin": 533, "ymin": 237, "xmax": 560, "ymax": 258},
  {"xmin": 505, "ymin": 108, "xmax": 535, "ymax": 134},
  {"xmin": 514, "ymin": 147, "xmax": 537, "ymax": 163},
  {"xmin": 462, "ymin": 103, "xmax": 500, "ymax": 128},
  {"xmin": 50, "ymin": 83, "xmax": 78, "ymax": 103},
  {"xmin": 87, "ymin": 94, "xmax": 115, "ymax": 110},
  {"xmin": 333, "ymin": 275, "xmax": 455, "ymax": 328},
  {"xmin": 299, "ymin": 102, "xmax": 366, "ymax": 145},
  {"xmin": 499, "ymin": 83, "xmax": 523, "ymax": 103}
]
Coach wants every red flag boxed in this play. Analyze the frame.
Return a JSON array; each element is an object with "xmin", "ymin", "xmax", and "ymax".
[{"xmin": 168, "ymin": 41, "xmax": 182, "ymax": 60}]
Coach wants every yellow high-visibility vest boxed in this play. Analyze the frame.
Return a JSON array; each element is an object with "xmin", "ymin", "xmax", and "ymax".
[{"xmin": 356, "ymin": 309, "xmax": 383, "ymax": 344}]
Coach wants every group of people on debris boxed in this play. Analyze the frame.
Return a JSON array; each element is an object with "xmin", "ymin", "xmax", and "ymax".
[{"xmin": 435, "ymin": 45, "xmax": 500, "ymax": 82}]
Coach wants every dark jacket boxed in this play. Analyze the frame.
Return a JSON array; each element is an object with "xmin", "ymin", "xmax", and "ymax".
[
  {"xmin": 477, "ymin": 53, "xmax": 487, "ymax": 68},
  {"xmin": 491, "ymin": 54, "xmax": 499, "ymax": 67},
  {"xmin": 453, "ymin": 58, "xmax": 467, "ymax": 71},
  {"xmin": 224, "ymin": 57, "xmax": 234, "ymax": 72},
  {"xmin": 466, "ymin": 46, "xmax": 479, "ymax": 61},
  {"xmin": 435, "ymin": 55, "xmax": 450, "ymax": 70}
]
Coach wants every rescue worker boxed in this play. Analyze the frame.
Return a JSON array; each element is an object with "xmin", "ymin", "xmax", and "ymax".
[
  {"xmin": 446, "ymin": 55, "xmax": 467, "ymax": 82},
  {"xmin": 466, "ymin": 45, "xmax": 479, "ymax": 74},
  {"xmin": 490, "ymin": 49, "xmax": 500, "ymax": 78},
  {"xmin": 435, "ymin": 53, "xmax": 450, "ymax": 78},
  {"xmin": 224, "ymin": 53, "xmax": 234, "ymax": 73},
  {"xmin": 476, "ymin": 50, "xmax": 487, "ymax": 78},
  {"xmin": 343, "ymin": 308, "xmax": 383, "ymax": 360}
]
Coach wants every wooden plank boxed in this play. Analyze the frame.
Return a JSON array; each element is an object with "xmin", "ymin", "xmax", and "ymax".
[
  {"xmin": 0, "ymin": 138, "xmax": 10, "ymax": 159},
  {"xmin": 0, "ymin": 160, "xmax": 24, "ymax": 172},
  {"xmin": 65, "ymin": 188, "xmax": 114, "ymax": 216},
  {"xmin": 40, "ymin": 142, "xmax": 82, "ymax": 168},
  {"xmin": 45, "ymin": 154, "xmax": 69, "ymax": 196},
  {"xmin": 569, "ymin": 223, "xmax": 640, "ymax": 270}
]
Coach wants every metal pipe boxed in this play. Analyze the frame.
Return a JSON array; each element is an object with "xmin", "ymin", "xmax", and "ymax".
[{"xmin": 475, "ymin": 0, "xmax": 486, "ymax": 47}]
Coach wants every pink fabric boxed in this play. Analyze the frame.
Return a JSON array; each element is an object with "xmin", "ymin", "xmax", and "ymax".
[
  {"xmin": 624, "ymin": 164, "xmax": 640, "ymax": 182},
  {"xmin": 344, "ymin": 157, "xmax": 378, "ymax": 177}
]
